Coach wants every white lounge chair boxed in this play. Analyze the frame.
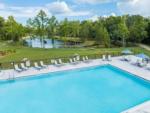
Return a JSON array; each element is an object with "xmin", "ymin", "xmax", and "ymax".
[
  {"xmin": 69, "ymin": 58, "xmax": 73, "ymax": 63},
  {"xmin": 58, "ymin": 59, "xmax": 65, "ymax": 65},
  {"xmin": 82, "ymin": 57, "xmax": 86, "ymax": 62},
  {"xmin": 123, "ymin": 56, "xmax": 131, "ymax": 62},
  {"xmin": 73, "ymin": 57, "xmax": 80, "ymax": 64},
  {"xmin": 76, "ymin": 56, "xmax": 80, "ymax": 61},
  {"xmin": 147, "ymin": 64, "xmax": 150, "ymax": 70},
  {"xmin": 108, "ymin": 55, "xmax": 112, "ymax": 61},
  {"xmin": 54, "ymin": 60, "xmax": 58, "ymax": 65},
  {"xmin": 69, "ymin": 58, "xmax": 77, "ymax": 64},
  {"xmin": 34, "ymin": 62, "xmax": 42, "ymax": 70},
  {"xmin": 131, "ymin": 59, "xmax": 140, "ymax": 65},
  {"xmin": 51, "ymin": 59, "xmax": 55, "ymax": 64},
  {"xmin": 138, "ymin": 61, "xmax": 147, "ymax": 67},
  {"xmin": 40, "ymin": 61, "xmax": 47, "ymax": 68},
  {"xmin": 82, "ymin": 56, "xmax": 90, "ymax": 63},
  {"xmin": 25, "ymin": 60, "xmax": 31, "ymax": 68},
  {"xmin": 86, "ymin": 56, "xmax": 92, "ymax": 62},
  {"xmin": 73, "ymin": 57, "xmax": 76, "ymax": 62},
  {"xmin": 21, "ymin": 63, "xmax": 28, "ymax": 70},
  {"xmin": 14, "ymin": 64, "xmax": 23, "ymax": 72},
  {"xmin": 102, "ymin": 55, "xmax": 106, "ymax": 61},
  {"xmin": 53, "ymin": 60, "xmax": 62, "ymax": 66}
]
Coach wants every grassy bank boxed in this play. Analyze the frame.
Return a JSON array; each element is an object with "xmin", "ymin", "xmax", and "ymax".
[{"xmin": 0, "ymin": 41, "xmax": 150, "ymax": 69}]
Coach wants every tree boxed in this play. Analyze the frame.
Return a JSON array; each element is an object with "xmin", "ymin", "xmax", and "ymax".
[
  {"xmin": 5, "ymin": 16, "xmax": 25, "ymax": 41},
  {"xmin": 32, "ymin": 10, "xmax": 48, "ymax": 48},
  {"xmin": 47, "ymin": 16, "xmax": 58, "ymax": 37},
  {"xmin": 95, "ymin": 23, "xmax": 110, "ymax": 47},
  {"xmin": 46, "ymin": 16, "xmax": 58, "ymax": 47},
  {"xmin": 126, "ymin": 15, "xmax": 148, "ymax": 43},
  {"xmin": 69, "ymin": 21, "xmax": 80, "ymax": 38},
  {"xmin": 117, "ymin": 17, "xmax": 129, "ymax": 47},
  {"xmin": 79, "ymin": 21, "xmax": 92, "ymax": 41},
  {"xmin": 59, "ymin": 18, "xmax": 70, "ymax": 37},
  {"xmin": 0, "ymin": 16, "xmax": 5, "ymax": 40}
]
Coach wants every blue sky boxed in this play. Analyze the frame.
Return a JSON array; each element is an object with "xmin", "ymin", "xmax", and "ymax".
[{"xmin": 0, "ymin": 0, "xmax": 149, "ymax": 24}]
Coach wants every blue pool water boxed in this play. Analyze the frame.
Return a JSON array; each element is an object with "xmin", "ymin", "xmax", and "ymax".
[{"xmin": 0, "ymin": 65, "xmax": 150, "ymax": 113}]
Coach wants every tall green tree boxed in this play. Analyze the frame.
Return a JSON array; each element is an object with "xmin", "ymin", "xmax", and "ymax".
[
  {"xmin": 95, "ymin": 23, "xmax": 110, "ymax": 47},
  {"xmin": 80, "ymin": 21, "xmax": 92, "ymax": 41},
  {"xmin": 47, "ymin": 16, "xmax": 58, "ymax": 47},
  {"xmin": 126, "ymin": 15, "xmax": 148, "ymax": 43},
  {"xmin": 117, "ymin": 17, "xmax": 129, "ymax": 47},
  {"xmin": 0, "ymin": 16, "xmax": 5, "ymax": 40},
  {"xmin": 33, "ymin": 10, "xmax": 48, "ymax": 48},
  {"xmin": 47, "ymin": 16, "xmax": 58, "ymax": 37},
  {"xmin": 59, "ymin": 18, "xmax": 70, "ymax": 37},
  {"xmin": 5, "ymin": 16, "xmax": 25, "ymax": 41}
]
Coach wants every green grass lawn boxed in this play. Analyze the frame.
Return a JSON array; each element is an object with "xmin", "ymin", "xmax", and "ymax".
[{"xmin": 0, "ymin": 41, "xmax": 150, "ymax": 69}]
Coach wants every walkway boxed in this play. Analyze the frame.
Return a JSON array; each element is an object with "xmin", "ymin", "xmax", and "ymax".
[{"xmin": 138, "ymin": 44, "xmax": 150, "ymax": 51}]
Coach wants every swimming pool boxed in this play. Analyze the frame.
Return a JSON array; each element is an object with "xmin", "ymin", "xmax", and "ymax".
[{"xmin": 0, "ymin": 65, "xmax": 150, "ymax": 113}]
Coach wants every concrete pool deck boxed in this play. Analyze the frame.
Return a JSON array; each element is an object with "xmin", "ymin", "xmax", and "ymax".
[{"xmin": 0, "ymin": 55, "xmax": 150, "ymax": 113}]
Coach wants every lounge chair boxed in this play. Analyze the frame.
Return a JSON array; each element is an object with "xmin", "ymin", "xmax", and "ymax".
[
  {"xmin": 131, "ymin": 59, "xmax": 140, "ymax": 65},
  {"xmin": 53, "ymin": 60, "xmax": 63, "ymax": 66},
  {"xmin": 147, "ymin": 64, "xmax": 150, "ymax": 70},
  {"xmin": 86, "ymin": 56, "xmax": 92, "ymax": 62},
  {"xmin": 58, "ymin": 59, "xmax": 65, "ymax": 65},
  {"xmin": 34, "ymin": 62, "xmax": 42, "ymax": 70},
  {"xmin": 82, "ymin": 57, "xmax": 86, "ymax": 62},
  {"xmin": 123, "ymin": 56, "xmax": 131, "ymax": 62},
  {"xmin": 108, "ymin": 55, "xmax": 112, "ymax": 61},
  {"xmin": 102, "ymin": 55, "xmax": 106, "ymax": 61},
  {"xmin": 69, "ymin": 58, "xmax": 73, "ymax": 63},
  {"xmin": 25, "ymin": 60, "xmax": 31, "ymax": 68},
  {"xmin": 73, "ymin": 57, "xmax": 80, "ymax": 64},
  {"xmin": 76, "ymin": 56, "xmax": 80, "ymax": 61},
  {"xmin": 51, "ymin": 59, "xmax": 55, "ymax": 64},
  {"xmin": 54, "ymin": 60, "xmax": 58, "ymax": 65},
  {"xmin": 20, "ymin": 63, "xmax": 28, "ymax": 70},
  {"xmin": 40, "ymin": 61, "xmax": 47, "ymax": 68},
  {"xmin": 138, "ymin": 61, "xmax": 147, "ymax": 67},
  {"xmin": 82, "ymin": 56, "xmax": 90, "ymax": 63},
  {"xmin": 14, "ymin": 64, "xmax": 23, "ymax": 72},
  {"xmin": 121, "ymin": 55, "xmax": 126, "ymax": 61},
  {"xmin": 69, "ymin": 58, "xmax": 77, "ymax": 64}
]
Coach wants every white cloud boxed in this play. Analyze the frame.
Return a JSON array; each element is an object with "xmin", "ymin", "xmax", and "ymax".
[
  {"xmin": 110, "ymin": 12, "xmax": 116, "ymax": 17},
  {"xmin": 0, "ymin": 5, "xmax": 51, "ymax": 18},
  {"xmin": 0, "ymin": 3, "xmax": 5, "ymax": 9},
  {"xmin": 76, "ymin": 0, "xmax": 117, "ymax": 4},
  {"xmin": 46, "ymin": 1, "xmax": 90, "ymax": 16},
  {"xmin": 117, "ymin": 0, "xmax": 150, "ymax": 16},
  {"xmin": 89, "ymin": 15, "xmax": 99, "ymax": 21},
  {"xmin": 46, "ymin": 1, "xmax": 71, "ymax": 14},
  {"xmin": 102, "ymin": 12, "xmax": 116, "ymax": 18},
  {"xmin": 0, "ymin": 1, "xmax": 91, "ymax": 20}
]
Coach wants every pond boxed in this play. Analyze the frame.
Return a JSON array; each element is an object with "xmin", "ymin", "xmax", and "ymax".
[{"xmin": 25, "ymin": 38, "xmax": 64, "ymax": 48}]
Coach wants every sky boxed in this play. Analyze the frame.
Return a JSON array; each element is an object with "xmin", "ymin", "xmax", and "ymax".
[{"xmin": 0, "ymin": 0, "xmax": 150, "ymax": 24}]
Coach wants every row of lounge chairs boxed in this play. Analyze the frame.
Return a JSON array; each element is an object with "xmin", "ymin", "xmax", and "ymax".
[
  {"xmin": 122, "ymin": 56, "xmax": 150, "ymax": 70},
  {"xmin": 14, "ymin": 61, "xmax": 46, "ymax": 72},
  {"xmin": 13, "ymin": 56, "xmax": 91, "ymax": 72},
  {"xmin": 102, "ymin": 55, "xmax": 112, "ymax": 61},
  {"xmin": 13, "ymin": 55, "xmax": 112, "ymax": 72}
]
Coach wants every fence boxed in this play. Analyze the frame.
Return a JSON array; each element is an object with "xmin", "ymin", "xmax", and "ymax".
[{"xmin": 0, "ymin": 51, "xmax": 122, "ymax": 70}]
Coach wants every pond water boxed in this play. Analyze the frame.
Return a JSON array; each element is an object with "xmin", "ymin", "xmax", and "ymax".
[{"xmin": 25, "ymin": 38, "xmax": 64, "ymax": 48}]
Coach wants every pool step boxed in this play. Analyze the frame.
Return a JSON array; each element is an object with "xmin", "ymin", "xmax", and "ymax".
[{"xmin": 121, "ymin": 101, "xmax": 150, "ymax": 113}]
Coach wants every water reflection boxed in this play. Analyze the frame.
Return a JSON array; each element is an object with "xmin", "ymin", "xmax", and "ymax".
[{"xmin": 25, "ymin": 38, "xmax": 64, "ymax": 48}]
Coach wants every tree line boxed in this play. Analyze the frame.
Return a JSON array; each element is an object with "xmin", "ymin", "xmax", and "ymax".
[{"xmin": 0, "ymin": 10, "xmax": 150, "ymax": 47}]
